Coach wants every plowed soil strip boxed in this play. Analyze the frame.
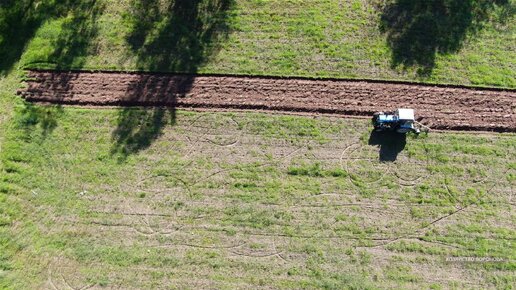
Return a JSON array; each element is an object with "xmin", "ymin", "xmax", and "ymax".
[{"xmin": 20, "ymin": 70, "xmax": 516, "ymax": 132}]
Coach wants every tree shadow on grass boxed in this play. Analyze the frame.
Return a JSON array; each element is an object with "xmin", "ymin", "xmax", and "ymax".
[
  {"xmin": 1, "ymin": 0, "xmax": 104, "ymax": 140},
  {"xmin": 379, "ymin": 0, "xmax": 512, "ymax": 76},
  {"xmin": 111, "ymin": 107, "xmax": 176, "ymax": 158},
  {"xmin": 126, "ymin": 0, "xmax": 234, "ymax": 72},
  {"xmin": 15, "ymin": 102, "xmax": 64, "ymax": 140},
  {"xmin": 368, "ymin": 130, "xmax": 407, "ymax": 162},
  {"xmin": 48, "ymin": 0, "xmax": 104, "ymax": 69},
  {"xmin": 0, "ymin": 0, "xmax": 103, "ymax": 74},
  {"xmin": 0, "ymin": 0, "xmax": 50, "ymax": 75},
  {"xmin": 110, "ymin": 74, "xmax": 197, "ymax": 158},
  {"xmin": 111, "ymin": 0, "xmax": 235, "ymax": 159}
]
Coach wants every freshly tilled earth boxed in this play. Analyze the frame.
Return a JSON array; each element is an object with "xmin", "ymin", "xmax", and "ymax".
[{"xmin": 20, "ymin": 70, "xmax": 516, "ymax": 132}]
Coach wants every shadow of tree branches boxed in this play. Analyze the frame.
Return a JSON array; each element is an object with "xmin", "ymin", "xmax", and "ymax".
[
  {"xmin": 1, "ymin": 0, "xmax": 104, "ymax": 139},
  {"xmin": 0, "ymin": 0, "xmax": 103, "ymax": 74},
  {"xmin": 379, "ymin": 0, "xmax": 512, "ymax": 75},
  {"xmin": 111, "ymin": 0, "xmax": 235, "ymax": 159},
  {"xmin": 49, "ymin": 0, "xmax": 104, "ymax": 69},
  {"xmin": 0, "ymin": 0, "xmax": 50, "ymax": 75},
  {"xmin": 15, "ymin": 102, "xmax": 64, "ymax": 140},
  {"xmin": 1, "ymin": 0, "xmax": 234, "ymax": 156}
]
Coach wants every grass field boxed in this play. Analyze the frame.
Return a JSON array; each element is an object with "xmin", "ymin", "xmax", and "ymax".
[
  {"xmin": 0, "ymin": 104, "xmax": 515, "ymax": 288},
  {"xmin": 1, "ymin": 0, "xmax": 515, "ymax": 289},
  {"xmin": 1, "ymin": 0, "xmax": 515, "ymax": 87}
]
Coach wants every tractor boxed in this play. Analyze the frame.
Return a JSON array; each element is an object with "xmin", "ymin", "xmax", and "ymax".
[{"xmin": 372, "ymin": 108, "xmax": 421, "ymax": 134}]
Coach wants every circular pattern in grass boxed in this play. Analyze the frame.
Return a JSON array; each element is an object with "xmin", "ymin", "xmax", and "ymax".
[{"xmin": 341, "ymin": 143, "xmax": 390, "ymax": 186}]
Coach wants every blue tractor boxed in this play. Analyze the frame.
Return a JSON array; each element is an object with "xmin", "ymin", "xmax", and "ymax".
[{"xmin": 372, "ymin": 108, "xmax": 420, "ymax": 134}]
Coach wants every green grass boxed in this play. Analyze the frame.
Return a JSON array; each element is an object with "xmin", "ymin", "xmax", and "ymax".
[
  {"xmin": 0, "ymin": 101, "xmax": 514, "ymax": 288},
  {"xmin": 1, "ymin": 0, "xmax": 515, "ymax": 288},
  {"xmin": 2, "ymin": 0, "xmax": 514, "ymax": 87}
]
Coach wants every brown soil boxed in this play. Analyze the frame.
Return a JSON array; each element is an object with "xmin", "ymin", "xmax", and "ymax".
[{"xmin": 20, "ymin": 70, "xmax": 516, "ymax": 132}]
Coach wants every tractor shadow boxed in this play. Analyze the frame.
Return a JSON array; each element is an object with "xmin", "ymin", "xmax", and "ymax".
[{"xmin": 368, "ymin": 131, "xmax": 407, "ymax": 162}]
